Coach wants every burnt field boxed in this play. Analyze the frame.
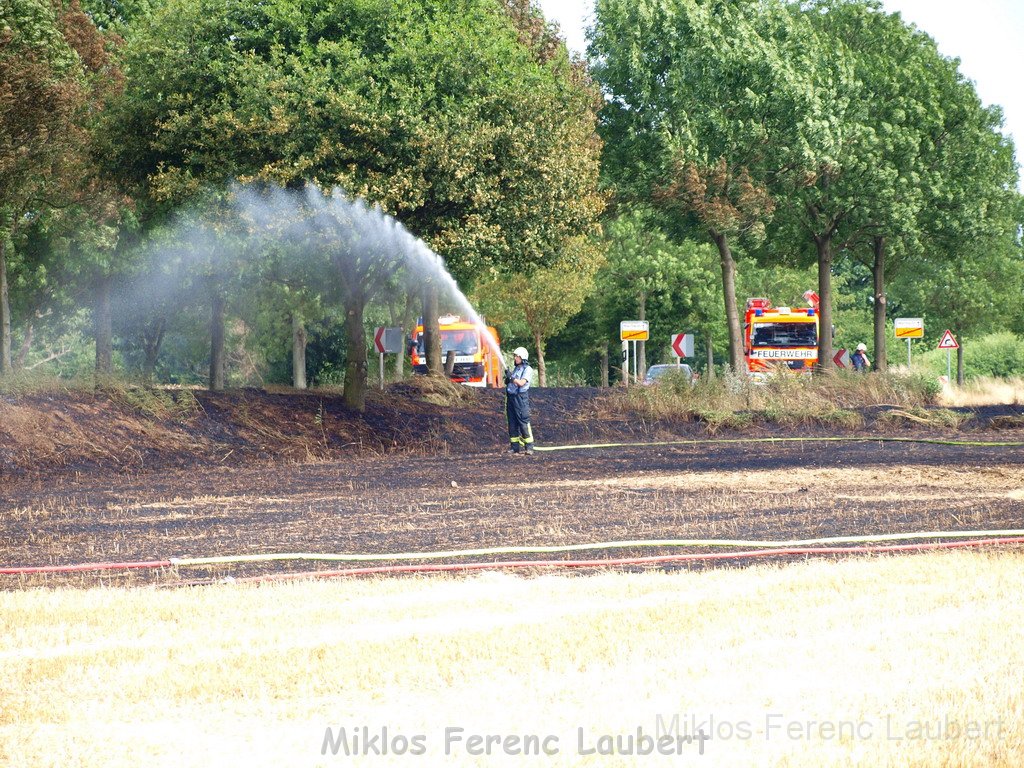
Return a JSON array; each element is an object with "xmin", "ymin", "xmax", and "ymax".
[{"xmin": 1, "ymin": 385, "xmax": 1023, "ymax": 587}]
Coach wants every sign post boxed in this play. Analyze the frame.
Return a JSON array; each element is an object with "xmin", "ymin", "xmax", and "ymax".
[
  {"xmin": 620, "ymin": 321, "xmax": 649, "ymax": 385},
  {"xmin": 374, "ymin": 326, "xmax": 404, "ymax": 389},
  {"xmin": 937, "ymin": 329, "xmax": 959, "ymax": 383},
  {"xmin": 621, "ymin": 340, "xmax": 629, "ymax": 387},
  {"xmin": 671, "ymin": 333, "xmax": 694, "ymax": 361},
  {"xmin": 894, "ymin": 318, "xmax": 924, "ymax": 367}
]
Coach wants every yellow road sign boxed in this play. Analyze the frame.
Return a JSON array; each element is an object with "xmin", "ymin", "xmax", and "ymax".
[
  {"xmin": 621, "ymin": 330, "xmax": 650, "ymax": 341},
  {"xmin": 894, "ymin": 318, "xmax": 924, "ymax": 339},
  {"xmin": 619, "ymin": 320, "xmax": 650, "ymax": 341}
]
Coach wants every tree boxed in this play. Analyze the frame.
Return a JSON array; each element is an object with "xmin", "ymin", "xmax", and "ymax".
[
  {"xmin": 591, "ymin": 0, "xmax": 817, "ymax": 374},
  {"xmin": 474, "ymin": 236, "xmax": 603, "ymax": 386},
  {"xmin": 785, "ymin": 1, "xmax": 977, "ymax": 374},
  {"xmin": 901, "ymin": 104, "xmax": 1022, "ymax": 384},
  {"xmin": 103, "ymin": 0, "xmax": 603, "ymax": 407},
  {"xmin": 0, "ymin": 0, "xmax": 116, "ymax": 374},
  {"xmin": 596, "ymin": 209, "xmax": 714, "ymax": 381}
]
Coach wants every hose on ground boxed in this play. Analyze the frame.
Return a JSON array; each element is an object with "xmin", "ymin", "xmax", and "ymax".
[{"xmin": 3, "ymin": 530, "xmax": 1024, "ymax": 576}]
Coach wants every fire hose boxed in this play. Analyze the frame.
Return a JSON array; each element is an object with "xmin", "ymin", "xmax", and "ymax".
[{"xmin": 3, "ymin": 529, "xmax": 1023, "ymax": 579}]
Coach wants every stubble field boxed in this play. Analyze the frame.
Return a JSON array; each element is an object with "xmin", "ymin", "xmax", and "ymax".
[{"xmin": 1, "ymin": 385, "xmax": 1023, "ymax": 766}]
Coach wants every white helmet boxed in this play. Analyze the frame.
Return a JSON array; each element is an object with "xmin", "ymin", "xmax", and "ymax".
[
  {"xmin": 513, "ymin": 346, "xmax": 529, "ymax": 360},
  {"xmin": 856, "ymin": 343, "xmax": 867, "ymax": 352}
]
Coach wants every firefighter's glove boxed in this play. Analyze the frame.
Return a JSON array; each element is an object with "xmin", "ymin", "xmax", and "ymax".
[{"xmin": 503, "ymin": 370, "xmax": 513, "ymax": 385}]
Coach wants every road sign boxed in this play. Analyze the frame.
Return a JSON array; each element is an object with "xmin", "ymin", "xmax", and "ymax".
[
  {"xmin": 937, "ymin": 330, "xmax": 959, "ymax": 350},
  {"xmin": 620, "ymin": 320, "xmax": 650, "ymax": 341},
  {"xmin": 374, "ymin": 326, "xmax": 403, "ymax": 354},
  {"xmin": 894, "ymin": 317, "xmax": 924, "ymax": 339},
  {"xmin": 671, "ymin": 333, "xmax": 694, "ymax": 358},
  {"xmin": 833, "ymin": 348, "xmax": 850, "ymax": 368}
]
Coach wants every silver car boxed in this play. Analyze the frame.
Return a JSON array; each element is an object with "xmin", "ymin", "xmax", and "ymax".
[{"xmin": 643, "ymin": 363, "xmax": 694, "ymax": 385}]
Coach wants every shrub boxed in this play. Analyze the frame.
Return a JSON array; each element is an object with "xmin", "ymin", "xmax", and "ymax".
[{"xmin": 919, "ymin": 332, "xmax": 1024, "ymax": 380}]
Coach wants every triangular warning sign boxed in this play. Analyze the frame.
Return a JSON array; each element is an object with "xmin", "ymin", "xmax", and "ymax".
[{"xmin": 937, "ymin": 330, "xmax": 959, "ymax": 350}]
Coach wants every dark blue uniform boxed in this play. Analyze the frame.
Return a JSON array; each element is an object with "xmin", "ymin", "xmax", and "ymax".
[{"xmin": 505, "ymin": 362, "xmax": 534, "ymax": 454}]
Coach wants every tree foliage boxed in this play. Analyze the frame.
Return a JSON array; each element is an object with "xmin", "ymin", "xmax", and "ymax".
[
  {"xmin": 0, "ymin": 0, "xmax": 120, "ymax": 373},
  {"xmin": 474, "ymin": 235, "xmax": 603, "ymax": 386}
]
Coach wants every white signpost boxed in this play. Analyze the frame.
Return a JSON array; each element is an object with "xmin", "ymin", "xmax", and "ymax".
[
  {"xmin": 374, "ymin": 327, "xmax": 404, "ymax": 388},
  {"xmin": 620, "ymin": 321, "xmax": 649, "ymax": 385},
  {"xmin": 671, "ymin": 333, "xmax": 694, "ymax": 361},
  {"xmin": 670, "ymin": 332, "xmax": 695, "ymax": 371},
  {"xmin": 937, "ymin": 329, "xmax": 959, "ymax": 383},
  {"xmin": 894, "ymin": 317, "xmax": 924, "ymax": 367}
]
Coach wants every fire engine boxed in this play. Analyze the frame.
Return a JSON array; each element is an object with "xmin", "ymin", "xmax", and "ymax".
[
  {"xmin": 410, "ymin": 315, "xmax": 503, "ymax": 388},
  {"xmin": 744, "ymin": 291, "xmax": 820, "ymax": 377}
]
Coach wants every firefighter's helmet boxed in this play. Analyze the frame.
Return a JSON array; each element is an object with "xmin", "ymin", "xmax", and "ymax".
[{"xmin": 513, "ymin": 347, "xmax": 529, "ymax": 360}]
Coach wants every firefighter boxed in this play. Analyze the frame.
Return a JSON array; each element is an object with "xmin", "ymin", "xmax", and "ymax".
[
  {"xmin": 851, "ymin": 343, "xmax": 870, "ymax": 372},
  {"xmin": 504, "ymin": 347, "xmax": 535, "ymax": 455}
]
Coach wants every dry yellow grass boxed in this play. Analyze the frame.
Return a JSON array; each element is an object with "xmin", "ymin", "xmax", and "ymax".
[
  {"xmin": 1, "ymin": 551, "xmax": 1022, "ymax": 767},
  {"xmin": 939, "ymin": 377, "xmax": 1024, "ymax": 407}
]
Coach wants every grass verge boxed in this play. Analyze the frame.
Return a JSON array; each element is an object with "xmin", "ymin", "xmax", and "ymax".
[
  {"xmin": 1, "ymin": 551, "xmax": 1021, "ymax": 767},
  {"xmin": 609, "ymin": 370, "xmax": 942, "ymax": 431},
  {"xmin": 939, "ymin": 376, "xmax": 1024, "ymax": 407},
  {"xmin": 878, "ymin": 407, "xmax": 974, "ymax": 430}
]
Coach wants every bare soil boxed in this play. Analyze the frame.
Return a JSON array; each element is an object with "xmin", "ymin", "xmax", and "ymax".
[{"xmin": 1, "ymin": 385, "xmax": 1022, "ymax": 587}]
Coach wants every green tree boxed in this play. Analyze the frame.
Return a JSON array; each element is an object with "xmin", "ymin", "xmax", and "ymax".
[
  {"xmin": 597, "ymin": 209, "xmax": 713, "ymax": 380},
  {"xmin": 0, "ymin": 0, "xmax": 115, "ymax": 374},
  {"xmin": 779, "ymin": 2, "xmax": 982, "ymax": 374},
  {"xmin": 103, "ymin": 0, "xmax": 603, "ymax": 408},
  {"xmin": 592, "ymin": 0, "xmax": 817, "ymax": 374},
  {"xmin": 474, "ymin": 236, "xmax": 603, "ymax": 386}
]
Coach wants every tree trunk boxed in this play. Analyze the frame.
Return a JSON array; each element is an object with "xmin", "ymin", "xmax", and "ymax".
[
  {"xmin": 0, "ymin": 240, "xmax": 11, "ymax": 375},
  {"xmin": 705, "ymin": 333, "xmax": 715, "ymax": 379},
  {"xmin": 637, "ymin": 291, "xmax": 647, "ymax": 380},
  {"xmin": 142, "ymin": 316, "xmax": 166, "ymax": 384},
  {"xmin": 956, "ymin": 335, "xmax": 965, "ymax": 386},
  {"xmin": 395, "ymin": 291, "xmax": 415, "ymax": 380},
  {"xmin": 15, "ymin": 321, "xmax": 33, "ymax": 370},
  {"xmin": 292, "ymin": 312, "xmax": 307, "ymax": 390},
  {"xmin": 533, "ymin": 331, "xmax": 546, "ymax": 387},
  {"xmin": 600, "ymin": 340, "xmax": 609, "ymax": 388},
  {"xmin": 209, "ymin": 289, "xmax": 225, "ymax": 391},
  {"xmin": 711, "ymin": 230, "xmax": 744, "ymax": 374},
  {"xmin": 872, "ymin": 236, "xmax": 887, "ymax": 373},
  {"xmin": 814, "ymin": 234, "xmax": 834, "ymax": 374},
  {"xmin": 343, "ymin": 295, "xmax": 368, "ymax": 412},
  {"xmin": 94, "ymin": 274, "xmax": 113, "ymax": 376},
  {"xmin": 421, "ymin": 281, "xmax": 441, "ymax": 376}
]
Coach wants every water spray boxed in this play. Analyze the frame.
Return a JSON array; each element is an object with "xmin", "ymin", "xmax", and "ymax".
[{"xmin": 233, "ymin": 182, "xmax": 508, "ymax": 371}]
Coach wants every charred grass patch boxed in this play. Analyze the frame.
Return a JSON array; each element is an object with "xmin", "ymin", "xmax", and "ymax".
[
  {"xmin": 989, "ymin": 414, "xmax": 1024, "ymax": 429},
  {"xmin": 3, "ymin": 454, "xmax": 1022, "ymax": 589},
  {"xmin": 0, "ymin": 382, "xmax": 507, "ymax": 477}
]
